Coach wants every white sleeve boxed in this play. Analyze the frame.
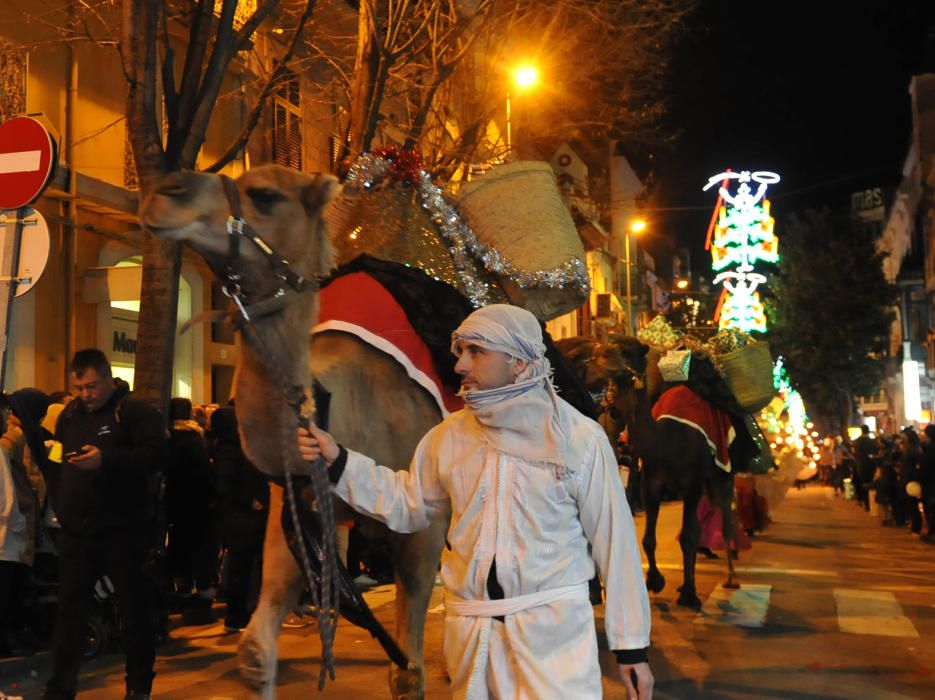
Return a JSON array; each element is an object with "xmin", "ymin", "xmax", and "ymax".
[
  {"xmin": 575, "ymin": 429, "xmax": 651, "ymax": 651},
  {"xmin": 332, "ymin": 430, "xmax": 448, "ymax": 534}
]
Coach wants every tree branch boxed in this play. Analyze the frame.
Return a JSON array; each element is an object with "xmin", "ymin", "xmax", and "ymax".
[{"xmin": 205, "ymin": 0, "xmax": 320, "ymax": 173}]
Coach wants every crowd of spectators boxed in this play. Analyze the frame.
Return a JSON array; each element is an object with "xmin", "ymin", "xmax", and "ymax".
[{"xmin": 819, "ymin": 424, "xmax": 935, "ymax": 542}]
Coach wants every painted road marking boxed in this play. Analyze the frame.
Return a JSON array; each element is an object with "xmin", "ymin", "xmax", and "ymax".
[
  {"xmin": 655, "ymin": 562, "xmax": 839, "ymax": 577},
  {"xmin": 362, "ymin": 584, "xmax": 396, "ymax": 609},
  {"xmin": 834, "ymin": 589, "xmax": 919, "ymax": 637},
  {"xmin": 0, "ymin": 150, "xmax": 40, "ymax": 174},
  {"xmin": 695, "ymin": 584, "xmax": 772, "ymax": 628}
]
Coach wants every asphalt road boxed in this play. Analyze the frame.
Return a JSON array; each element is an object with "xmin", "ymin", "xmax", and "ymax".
[{"xmin": 2, "ymin": 485, "xmax": 933, "ymax": 699}]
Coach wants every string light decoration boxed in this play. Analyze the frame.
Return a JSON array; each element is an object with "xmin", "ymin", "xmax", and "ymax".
[
  {"xmin": 760, "ymin": 357, "xmax": 821, "ymax": 479},
  {"xmin": 703, "ymin": 170, "xmax": 781, "ymax": 333}
]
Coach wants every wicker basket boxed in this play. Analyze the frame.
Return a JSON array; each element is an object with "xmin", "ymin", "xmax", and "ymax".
[
  {"xmin": 718, "ymin": 341, "xmax": 775, "ymax": 413},
  {"xmin": 457, "ymin": 161, "xmax": 587, "ymax": 320}
]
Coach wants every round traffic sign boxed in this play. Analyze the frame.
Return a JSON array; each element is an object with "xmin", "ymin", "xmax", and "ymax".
[
  {"xmin": 0, "ymin": 208, "xmax": 50, "ymax": 297},
  {"xmin": 14, "ymin": 208, "xmax": 50, "ymax": 297},
  {"xmin": 0, "ymin": 117, "xmax": 57, "ymax": 210}
]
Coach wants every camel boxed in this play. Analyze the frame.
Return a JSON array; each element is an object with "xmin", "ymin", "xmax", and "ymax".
[
  {"xmin": 559, "ymin": 336, "xmax": 741, "ymax": 609},
  {"xmin": 613, "ymin": 336, "xmax": 742, "ymax": 608},
  {"xmin": 142, "ymin": 163, "xmax": 590, "ymax": 699}
]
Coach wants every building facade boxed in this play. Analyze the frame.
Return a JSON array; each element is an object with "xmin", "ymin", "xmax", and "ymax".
[{"xmin": 0, "ymin": 5, "xmax": 333, "ymax": 401}]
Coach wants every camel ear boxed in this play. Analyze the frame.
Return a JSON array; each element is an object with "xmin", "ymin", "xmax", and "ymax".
[{"xmin": 301, "ymin": 174, "xmax": 340, "ymax": 216}]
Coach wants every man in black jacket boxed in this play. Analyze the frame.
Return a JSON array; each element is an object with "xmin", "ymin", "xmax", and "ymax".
[{"xmin": 42, "ymin": 349, "xmax": 165, "ymax": 700}]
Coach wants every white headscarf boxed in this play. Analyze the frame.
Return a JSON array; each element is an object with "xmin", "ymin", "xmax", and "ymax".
[{"xmin": 451, "ymin": 305, "xmax": 570, "ymax": 468}]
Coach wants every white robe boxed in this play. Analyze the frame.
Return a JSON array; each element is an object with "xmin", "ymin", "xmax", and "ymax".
[{"xmin": 334, "ymin": 400, "xmax": 651, "ymax": 699}]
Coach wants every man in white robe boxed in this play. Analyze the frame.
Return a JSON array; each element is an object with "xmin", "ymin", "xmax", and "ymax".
[{"xmin": 301, "ymin": 304, "xmax": 653, "ymax": 699}]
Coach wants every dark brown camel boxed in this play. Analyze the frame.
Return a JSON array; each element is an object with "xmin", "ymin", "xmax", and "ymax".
[
  {"xmin": 613, "ymin": 336, "xmax": 739, "ymax": 608},
  {"xmin": 558, "ymin": 336, "xmax": 740, "ymax": 609}
]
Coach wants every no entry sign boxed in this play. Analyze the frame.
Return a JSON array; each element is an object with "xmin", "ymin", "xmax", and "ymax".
[{"xmin": 0, "ymin": 117, "xmax": 57, "ymax": 210}]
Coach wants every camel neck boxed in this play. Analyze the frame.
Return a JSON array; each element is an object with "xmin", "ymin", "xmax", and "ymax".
[
  {"xmin": 240, "ymin": 297, "xmax": 315, "ymax": 399},
  {"xmin": 628, "ymin": 388, "xmax": 659, "ymax": 456}
]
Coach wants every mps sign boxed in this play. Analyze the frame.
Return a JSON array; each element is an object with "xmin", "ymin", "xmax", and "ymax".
[{"xmin": 0, "ymin": 117, "xmax": 57, "ymax": 210}]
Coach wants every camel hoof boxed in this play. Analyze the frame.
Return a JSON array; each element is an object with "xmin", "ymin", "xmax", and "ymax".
[
  {"xmin": 645, "ymin": 570, "xmax": 666, "ymax": 594},
  {"xmin": 389, "ymin": 662, "xmax": 424, "ymax": 700},
  {"xmin": 676, "ymin": 591, "xmax": 702, "ymax": 609},
  {"xmin": 723, "ymin": 579, "xmax": 740, "ymax": 589},
  {"xmin": 239, "ymin": 622, "xmax": 277, "ymax": 690}
]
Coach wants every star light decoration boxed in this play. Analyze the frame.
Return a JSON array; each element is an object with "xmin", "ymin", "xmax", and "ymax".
[
  {"xmin": 345, "ymin": 148, "xmax": 590, "ymax": 307},
  {"xmin": 703, "ymin": 170, "xmax": 781, "ymax": 333}
]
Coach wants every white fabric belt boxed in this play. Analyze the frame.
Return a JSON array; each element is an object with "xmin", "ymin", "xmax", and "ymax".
[{"xmin": 445, "ymin": 581, "xmax": 589, "ymax": 618}]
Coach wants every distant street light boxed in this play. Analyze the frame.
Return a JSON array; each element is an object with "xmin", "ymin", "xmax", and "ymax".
[
  {"xmin": 506, "ymin": 64, "xmax": 539, "ymax": 158},
  {"xmin": 625, "ymin": 219, "xmax": 646, "ymax": 335}
]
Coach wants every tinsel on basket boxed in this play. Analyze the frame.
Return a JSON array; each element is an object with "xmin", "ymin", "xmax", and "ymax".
[{"xmin": 334, "ymin": 151, "xmax": 590, "ymax": 310}]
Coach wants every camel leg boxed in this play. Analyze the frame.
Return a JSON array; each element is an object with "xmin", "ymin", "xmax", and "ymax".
[
  {"xmin": 716, "ymin": 476, "xmax": 740, "ymax": 589},
  {"xmin": 239, "ymin": 484, "xmax": 304, "ymax": 698},
  {"xmin": 388, "ymin": 513, "xmax": 448, "ymax": 700},
  {"xmin": 641, "ymin": 475, "xmax": 666, "ymax": 594},
  {"xmin": 676, "ymin": 485, "xmax": 703, "ymax": 609}
]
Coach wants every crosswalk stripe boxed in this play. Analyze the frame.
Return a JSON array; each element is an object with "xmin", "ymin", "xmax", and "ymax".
[
  {"xmin": 694, "ymin": 584, "xmax": 772, "ymax": 628},
  {"xmin": 833, "ymin": 589, "xmax": 919, "ymax": 638}
]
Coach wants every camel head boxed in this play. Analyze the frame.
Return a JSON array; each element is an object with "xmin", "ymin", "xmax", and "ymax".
[
  {"xmin": 608, "ymin": 335, "xmax": 650, "ymax": 419},
  {"xmin": 555, "ymin": 336, "xmax": 630, "ymax": 395},
  {"xmin": 141, "ymin": 165, "xmax": 339, "ymax": 301}
]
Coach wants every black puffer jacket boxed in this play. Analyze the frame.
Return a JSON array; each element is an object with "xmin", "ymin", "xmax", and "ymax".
[{"xmin": 50, "ymin": 381, "xmax": 166, "ymax": 534}]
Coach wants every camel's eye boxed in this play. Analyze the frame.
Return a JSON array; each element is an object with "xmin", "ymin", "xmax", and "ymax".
[{"xmin": 247, "ymin": 187, "xmax": 285, "ymax": 215}]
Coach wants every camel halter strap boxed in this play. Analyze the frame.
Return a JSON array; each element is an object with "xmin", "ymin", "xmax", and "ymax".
[
  {"xmin": 218, "ymin": 174, "xmax": 319, "ymax": 321},
  {"xmin": 216, "ymin": 173, "xmax": 340, "ymax": 687}
]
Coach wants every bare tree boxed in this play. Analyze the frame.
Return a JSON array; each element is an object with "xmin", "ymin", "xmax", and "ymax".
[
  {"xmin": 304, "ymin": 0, "xmax": 691, "ymax": 180},
  {"xmin": 118, "ymin": 0, "xmax": 319, "ymax": 413}
]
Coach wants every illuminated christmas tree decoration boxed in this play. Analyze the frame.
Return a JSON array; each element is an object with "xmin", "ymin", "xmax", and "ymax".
[{"xmin": 703, "ymin": 170, "xmax": 781, "ymax": 333}]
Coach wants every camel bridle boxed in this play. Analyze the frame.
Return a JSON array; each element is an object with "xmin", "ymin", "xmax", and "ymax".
[
  {"xmin": 217, "ymin": 173, "xmax": 319, "ymax": 321},
  {"xmin": 616, "ymin": 360, "xmax": 646, "ymax": 391}
]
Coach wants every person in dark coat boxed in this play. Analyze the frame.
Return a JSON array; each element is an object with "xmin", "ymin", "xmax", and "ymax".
[
  {"xmin": 853, "ymin": 425, "xmax": 877, "ymax": 511},
  {"xmin": 899, "ymin": 428, "xmax": 924, "ymax": 534},
  {"xmin": 165, "ymin": 398, "xmax": 215, "ymax": 604},
  {"xmin": 23, "ymin": 350, "xmax": 165, "ymax": 700},
  {"xmin": 210, "ymin": 408, "xmax": 268, "ymax": 631},
  {"xmin": 919, "ymin": 425, "xmax": 935, "ymax": 541}
]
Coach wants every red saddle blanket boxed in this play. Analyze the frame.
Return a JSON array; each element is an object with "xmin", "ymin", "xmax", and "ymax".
[
  {"xmin": 652, "ymin": 385, "xmax": 735, "ymax": 472},
  {"xmin": 314, "ymin": 271, "xmax": 464, "ymax": 416}
]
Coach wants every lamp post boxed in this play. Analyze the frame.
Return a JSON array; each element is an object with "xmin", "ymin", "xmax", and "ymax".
[
  {"xmin": 625, "ymin": 218, "xmax": 646, "ymax": 335},
  {"xmin": 506, "ymin": 65, "xmax": 538, "ymax": 159}
]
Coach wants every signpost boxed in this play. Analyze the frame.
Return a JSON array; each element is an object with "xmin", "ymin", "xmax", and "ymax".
[{"xmin": 0, "ymin": 116, "xmax": 57, "ymax": 388}]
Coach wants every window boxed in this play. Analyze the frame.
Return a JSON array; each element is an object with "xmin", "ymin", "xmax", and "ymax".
[{"xmin": 273, "ymin": 70, "xmax": 302, "ymax": 170}]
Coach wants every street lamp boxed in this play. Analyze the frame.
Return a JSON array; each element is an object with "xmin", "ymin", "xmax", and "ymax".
[
  {"xmin": 506, "ymin": 64, "xmax": 539, "ymax": 158},
  {"xmin": 625, "ymin": 218, "xmax": 646, "ymax": 335}
]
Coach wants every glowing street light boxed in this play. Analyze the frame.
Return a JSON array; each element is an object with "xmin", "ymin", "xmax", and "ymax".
[
  {"xmin": 506, "ymin": 64, "xmax": 539, "ymax": 158},
  {"xmin": 624, "ymin": 219, "xmax": 646, "ymax": 335},
  {"xmin": 513, "ymin": 65, "xmax": 539, "ymax": 89}
]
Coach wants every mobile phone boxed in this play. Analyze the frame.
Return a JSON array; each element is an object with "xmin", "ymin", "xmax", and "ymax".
[{"xmin": 64, "ymin": 449, "xmax": 85, "ymax": 459}]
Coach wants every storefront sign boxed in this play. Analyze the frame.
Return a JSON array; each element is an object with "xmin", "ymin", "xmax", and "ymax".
[{"xmin": 111, "ymin": 314, "xmax": 138, "ymax": 364}]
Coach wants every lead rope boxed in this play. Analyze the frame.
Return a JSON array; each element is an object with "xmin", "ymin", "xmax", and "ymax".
[{"xmin": 239, "ymin": 319, "xmax": 340, "ymax": 689}]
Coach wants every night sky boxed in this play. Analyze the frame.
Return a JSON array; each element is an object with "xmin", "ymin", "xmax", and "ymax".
[{"xmin": 647, "ymin": 0, "xmax": 935, "ymax": 277}]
